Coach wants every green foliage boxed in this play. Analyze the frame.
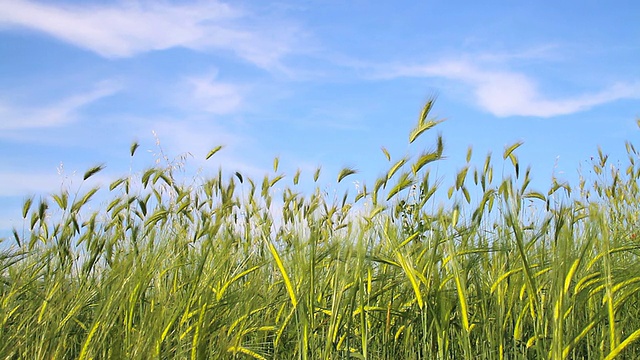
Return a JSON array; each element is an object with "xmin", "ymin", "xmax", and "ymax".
[{"xmin": 2, "ymin": 101, "xmax": 640, "ymax": 359}]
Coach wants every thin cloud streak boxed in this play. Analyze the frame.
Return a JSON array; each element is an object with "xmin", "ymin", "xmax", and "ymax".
[
  {"xmin": 0, "ymin": 80, "xmax": 120, "ymax": 131},
  {"xmin": 0, "ymin": 0, "xmax": 297, "ymax": 70},
  {"xmin": 388, "ymin": 60, "xmax": 640, "ymax": 117},
  {"xmin": 185, "ymin": 71, "xmax": 244, "ymax": 115}
]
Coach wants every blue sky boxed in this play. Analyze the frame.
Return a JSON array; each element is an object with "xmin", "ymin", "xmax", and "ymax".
[{"xmin": 1, "ymin": 0, "xmax": 639, "ymax": 236}]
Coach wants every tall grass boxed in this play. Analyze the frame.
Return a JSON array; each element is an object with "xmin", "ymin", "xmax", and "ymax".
[{"xmin": 2, "ymin": 100, "xmax": 640, "ymax": 359}]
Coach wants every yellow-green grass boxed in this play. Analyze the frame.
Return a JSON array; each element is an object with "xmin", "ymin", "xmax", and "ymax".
[{"xmin": 2, "ymin": 100, "xmax": 640, "ymax": 359}]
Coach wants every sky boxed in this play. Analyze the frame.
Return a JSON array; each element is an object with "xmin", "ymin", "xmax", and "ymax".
[{"xmin": 1, "ymin": 0, "xmax": 639, "ymax": 238}]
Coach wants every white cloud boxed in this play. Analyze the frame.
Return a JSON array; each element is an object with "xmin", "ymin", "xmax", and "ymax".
[
  {"xmin": 389, "ymin": 60, "xmax": 640, "ymax": 117},
  {"xmin": 0, "ymin": 80, "xmax": 120, "ymax": 131},
  {"xmin": 186, "ymin": 71, "xmax": 244, "ymax": 114},
  {"xmin": 0, "ymin": 0, "xmax": 296, "ymax": 70}
]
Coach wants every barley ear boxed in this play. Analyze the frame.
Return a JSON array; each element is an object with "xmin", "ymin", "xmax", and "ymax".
[
  {"xmin": 205, "ymin": 145, "xmax": 224, "ymax": 160},
  {"xmin": 83, "ymin": 164, "xmax": 105, "ymax": 181},
  {"xmin": 130, "ymin": 141, "xmax": 139, "ymax": 157},
  {"xmin": 337, "ymin": 167, "xmax": 357, "ymax": 183}
]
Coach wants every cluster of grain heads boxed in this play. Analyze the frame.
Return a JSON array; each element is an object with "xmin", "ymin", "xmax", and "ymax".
[{"xmin": 2, "ymin": 103, "xmax": 640, "ymax": 359}]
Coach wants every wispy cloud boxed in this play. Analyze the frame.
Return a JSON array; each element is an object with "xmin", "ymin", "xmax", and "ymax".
[
  {"xmin": 0, "ymin": 0, "xmax": 298, "ymax": 70},
  {"xmin": 387, "ymin": 60, "xmax": 640, "ymax": 118},
  {"xmin": 0, "ymin": 80, "xmax": 121, "ymax": 131},
  {"xmin": 183, "ymin": 71, "xmax": 244, "ymax": 115}
]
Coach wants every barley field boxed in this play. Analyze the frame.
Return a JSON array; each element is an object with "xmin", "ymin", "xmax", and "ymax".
[{"xmin": 2, "ymin": 100, "xmax": 640, "ymax": 359}]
